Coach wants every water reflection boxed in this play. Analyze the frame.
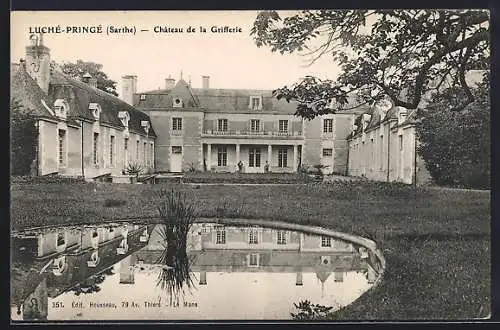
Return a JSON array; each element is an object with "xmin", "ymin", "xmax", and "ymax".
[
  {"xmin": 11, "ymin": 222, "xmax": 381, "ymax": 320},
  {"xmin": 11, "ymin": 223, "xmax": 155, "ymax": 321}
]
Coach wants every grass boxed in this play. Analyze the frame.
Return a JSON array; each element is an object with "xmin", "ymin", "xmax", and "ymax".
[{"xmin": 10, "ymin": 181, "xmax": 490, "ymax": 320}]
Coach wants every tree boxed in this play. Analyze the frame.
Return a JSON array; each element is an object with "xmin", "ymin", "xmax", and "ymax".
[
  {"xmin": 10, "ymin": 99, "xmax": 38, "ymax": 176},
  {"xmin": 55, "ymin": 60, "xmax": 118, "ymax": 96},
  {"xmin": 415, "ymin": 79, "xmax": 490, "ymax": 189},
  {"xmin": 251, "ymin": 10, "xmax": 490, "ymax": 119}
]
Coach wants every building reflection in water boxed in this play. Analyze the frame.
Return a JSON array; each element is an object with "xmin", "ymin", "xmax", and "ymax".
[
  {"xmin": 11, "ymin": 222, "xmax": 381, "ymax": 321},
  {"xmin": 11, "ymin": 223, "xmax": 154, "ymax": 321}
]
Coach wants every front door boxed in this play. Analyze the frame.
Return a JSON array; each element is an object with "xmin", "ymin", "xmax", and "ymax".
[
  {"xmin": 247, "ymin": 147, "xmax": 262, "ymax": 173},
  {"xmin": 170, "ymin": 146, "xmax": 183, "ymax": 172}
]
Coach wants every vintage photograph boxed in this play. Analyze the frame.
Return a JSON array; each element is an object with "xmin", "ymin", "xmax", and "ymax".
[{"xmin": 10, "ymin": 10, "xmax": 490, "ymax": 321}]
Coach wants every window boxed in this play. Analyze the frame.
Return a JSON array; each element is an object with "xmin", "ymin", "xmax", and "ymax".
[
  {"xmin": 172, "ymin": 146, "xmax": 182, "ymax": 154},
  {"xmin": 217, "ymin": 119, "xmax": 228, "ymax": 131},
  {"xmin": 321, "ymin": 236, "xmax": 331, "ymax": 247},
  {"xmin": 248, "ymin": 253, "xmax": 260, "ymax": 267},
  {"xmin": 380, "ymin": 135, "xmax": 384, "ymax": 170},
  {"xmin": 124, "ymin": 138, "xmax": 129, "ymax": 151},
  {"xmin": 216, "ymin": 226, "xmax": 226, "ymax": 244},
  {"xmin": 250, "ymin": 119, "xmax": 260, "ymax": 132},
  {"xmin": 249, "ymin": 148, "xmax": 261, "ymax": 167},
  {"xmin": 249, "ymin": 229, "xmax": 259, "ymax": 244},
  {"xmin": 278, "ymin": 147, "xmax": 287, "ymax": 167},
  {"xmin": 150, "ymin": 143, "xmax": 154, "ymax": 165},
  {"xmin": 58, "ymin": 129, "xmax": 66, "ymax": 166},
  {"xmin": 172, "ymin": 117, "xmax": 182, "ymax": 130},
  {"xmin": 371, "ymin": 138, "xmax": 375, "ymax": 164},
  {"xmin": 93, "ymin": 133, "xmax": 99, "ymax": 165},
  {"xmin": 136, "ymin": 140, "xmax": 140, "ymax": 160},
  {"xmin": 279, "ymin": 120, "xmax": 288, "ymax": 133},
  {"xmin": 109, "ymin": 136, "xmax": 115, "ymax": 166},
  {"xmin": 399, "ymin": 135, "xmax": 403, "ymax": 151},
  {"xmin": 56, "ymin": 233, "xmax": 65, "ymax": 247},
  {"xmin": 323, "ymin": 119, "xmax": 333, "ymax": 133},
  {"xmin": 140, "ymin": 94, "xmax": 146, "ymax": 100},
  {"xmin": 322, "ymin": 148, "xmax": 333, "ymax": 157},
  {"xmin": 143, "ymin": 142, "xmax": 147, "ymax": 164},
  {"xmin": 217, "ymin": 146, "xmax": 227, "ymax": 166},
  {"xmin": 277, "ymin": 231, "xmax": 287, "ymax": 245},
  {"xmin": 250, "ymin": 96, "xmax": 261, "ymax": 110}
]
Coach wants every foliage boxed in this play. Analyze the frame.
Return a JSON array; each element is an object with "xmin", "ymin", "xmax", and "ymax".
[
  {"xmin": 10, "ymin": 99, "xmax": 38, "ymax": 176},
  {"xmin": 55, "ymin": 60, "xmax": 118, "ymax": 96},
  {"xmin": 290, "ymin": 300, "xmax": 334, "ymax": 320},
  {"xmin": 155, "ymin": 189, "xmax": 197, "ymax": 305},
  {"xmin": 416, "ymin": 81, "xmax": 490, "ymax": 189},
  {"xmin": 251, "ymin": 10, "xmax": 490, "ymax": 119},
  {"xmin": 125, "ymin": 162, "xmax": 144, "ymax": 177}
]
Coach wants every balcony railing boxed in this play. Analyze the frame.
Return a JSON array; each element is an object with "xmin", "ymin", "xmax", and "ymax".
[{"xmin": 203, "ymin": 129, "xmax": 303, "ymax": 137}]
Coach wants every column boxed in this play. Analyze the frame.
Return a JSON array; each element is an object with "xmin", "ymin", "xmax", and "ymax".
[
  {"xmin": 293, "ymin": 144, "xmax": 298, "ymax": 171},
  {"xmin": 236, "ymin": 144, "xmax": 240, "ymax": 170},
  {"xmin": 199, "ymin": 271, "xmax": 207, "ymax": 285},
  {"xmin": 267, "ymin": 145, "xmax": 272, "ymax": 165},
  {"xmin": 296, "ymin": 272, "xmax": 303, "ymax": 286},
  {"xmin": 119, "ymin": 255, "xmax": 134, "ymax": 284},
  {"xmin": 206, "ymin": 144, "xmax": 211, "ymax": 171}
]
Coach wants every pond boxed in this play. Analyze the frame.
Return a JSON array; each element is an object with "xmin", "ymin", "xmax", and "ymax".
[{"xmin": 11, "ymin": 221, "xmax": 382, "ymax": 321}]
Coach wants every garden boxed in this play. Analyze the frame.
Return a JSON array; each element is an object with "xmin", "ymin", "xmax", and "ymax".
[{"xmin": 10, "ymin": 179, "xmax": 491, "ymax": 320}]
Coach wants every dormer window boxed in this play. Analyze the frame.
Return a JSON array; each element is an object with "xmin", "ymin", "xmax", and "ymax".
[
  {"xmin": 249, "ymin": 96, "xmax": 262, "ymax": 110},
  {"xmin": 89, "ymin": 103, "xmax": 102, "ymax": 120},
  {"xmin": 398, "ymin": 109, "xmax": 408, "ymax": 124},
  {"xmin": 362, "ymin": 114, "xmax": 372, "ymax": 130},
  {"xmin": 141, "ymin": 120, "xmax": 150, "ymax": 134},
  {"xmin": 53, "ymin": 99, "xmax": 69, "ymax": 119},
  {"xmin": 173, "ymin": 97, "xmax": 183, "ymax": 108},
  {"xmin": 52, "ymin": 256, "xmax": 67, "ymax": 276},
  {"xmin": 118, "ymin": 111, "xmax": 130, "ymax": 128}
]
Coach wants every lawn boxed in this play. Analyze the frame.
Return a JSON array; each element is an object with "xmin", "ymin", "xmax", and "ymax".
[{"xmin": 10, "ymin": 181, "xmax": 490, "ymax": 320}]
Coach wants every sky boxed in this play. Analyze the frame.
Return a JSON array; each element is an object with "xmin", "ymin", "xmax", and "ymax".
[{"xmin": 11, "ymin": 11, "xmax": 343, "ymax": 95}]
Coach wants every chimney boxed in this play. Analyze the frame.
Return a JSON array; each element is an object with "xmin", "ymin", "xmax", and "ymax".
[
  {"xmin": 89, "ymin": 77, "xmax": 98, "ymax": 89},
  {"xmin": 165, "ymin": 75, "xmax": 175, "ymax": 90},
  {"xmin": 202, "ymin": 76, "xmax": 210, "ymax": 89},
  {"xmin": 25, "ymin": 33, "xmax": 51, "ymax": 94},
  {"xmin": 121, "ymin": 75, "xmax": 138, "ymax": 106}
]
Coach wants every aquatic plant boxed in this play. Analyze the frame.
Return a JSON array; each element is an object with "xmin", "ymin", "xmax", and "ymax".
[{"xmin": 155, "ymin": 189, "xmax": 197, "ymax": 305}]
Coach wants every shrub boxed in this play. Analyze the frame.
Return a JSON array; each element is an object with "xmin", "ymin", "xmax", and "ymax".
[
  {"xmin": 416, "ymin": 80, "xmax": 490, "ymax": 189},
  {"xmin": 125, "ymin": 162, "xmax": 143, "ymax": 177},
  {"xmin": 290, "ymin": 300, "xmax": 334, "ymax": 320},
  {"xmin": 10, "ymin": 100, "xmax": 37, "ymax": 176}
]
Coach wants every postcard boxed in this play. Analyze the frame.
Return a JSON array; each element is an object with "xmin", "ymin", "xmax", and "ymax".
[{"xmin": 10, "ymin": 10, "xmax": 491, "ymax": 322}]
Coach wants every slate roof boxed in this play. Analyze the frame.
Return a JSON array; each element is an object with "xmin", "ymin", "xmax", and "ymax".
[
  {"xmin": 133, "ymin": 80, "xmax": 368, "ymax": 115},
  {"xmin": 50, "ymin": 70, "xmax": 156, "ymax": 137},
  {"xmin": 11, "ymin": 62, "xmax": 155, "ymax": 137},
  {"xmin": 11, "ymin": 63, "xmax": 56, "ymax": 118}
]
